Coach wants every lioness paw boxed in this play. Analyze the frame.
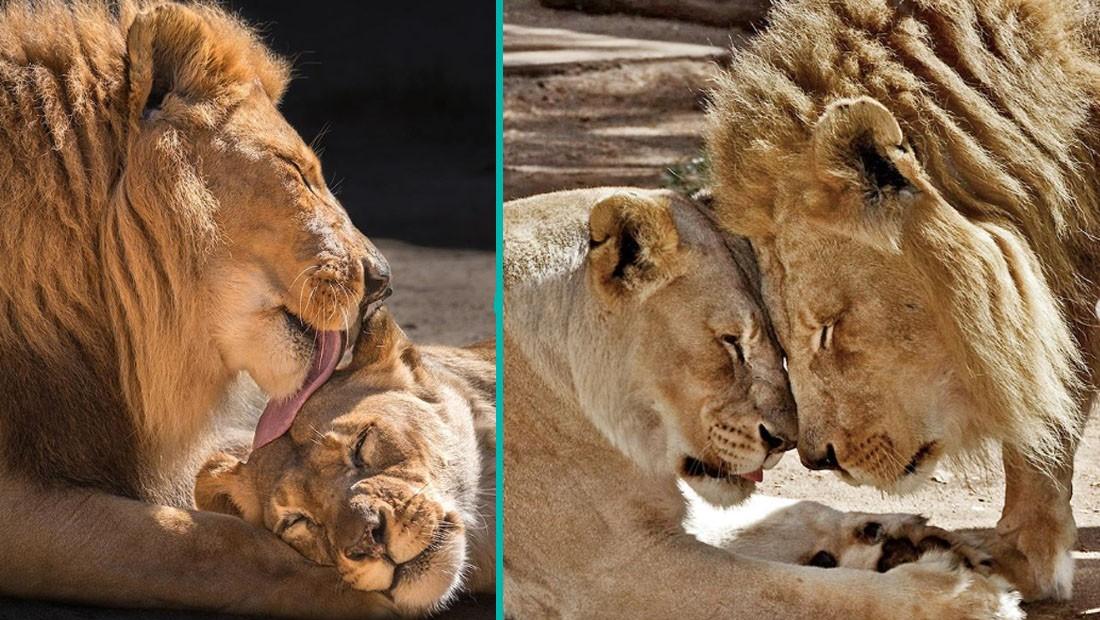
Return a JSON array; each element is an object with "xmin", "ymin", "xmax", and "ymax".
[{"xmin": 804, "ymin": 513, "xmax": 995, "ymax": 576}]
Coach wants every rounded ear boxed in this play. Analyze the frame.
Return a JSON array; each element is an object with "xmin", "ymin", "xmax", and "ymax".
[
  {"xmin": 194, "ymin": 452, "xmax": 261, "ymax": 524},
  {"xmin": 344, "ymin": 306, "xmax": 413, "ymax": 374},
  {"xmin": 810, "ymin": 97, "xmax": 926, "ymax": 250},
  {"xmin": 588, "ymin": 191, "xmax": 682, "ymax": 303},
  {"xmin": 126, "ymin": 4, "xmax": 213, "ymax": 124},
  {"xmin": 812, "ymin": 96, "xmax": 920, "ymax": 193},
  {"xmin": 125, "ymin": 4, "xmax": 288, "ymax": 128}
]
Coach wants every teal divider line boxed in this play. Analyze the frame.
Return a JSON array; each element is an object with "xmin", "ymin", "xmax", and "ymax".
[{"xmin": 494, "ymin": 0, "xmax": 505, "ymax": 616}]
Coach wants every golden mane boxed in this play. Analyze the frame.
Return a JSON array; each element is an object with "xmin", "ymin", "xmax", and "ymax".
[
  {"xmin": 0, "ymin": 0, "xmax": 288, "ymax": 496},
  {"xmin": 706, "ymin": 0, "xmax": 1100, "ymax": 469}
]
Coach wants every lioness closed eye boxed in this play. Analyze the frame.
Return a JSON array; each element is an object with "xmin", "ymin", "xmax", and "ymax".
[{"xmin": 196, "ymin": 309, "xmax": 495, "ymax": 617}]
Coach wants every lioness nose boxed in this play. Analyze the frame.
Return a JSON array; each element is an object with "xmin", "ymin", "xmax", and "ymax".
[
  {"xmin": 800, "ymin": 443, "xmax": 842, "ymax": 471},
  {"xmin": 758, "ymin": 423, "xmax": 795, "ymax": 455},
  {"xmin": 343, "ymin": 510, "xmax": 387, "ymax": 562}
]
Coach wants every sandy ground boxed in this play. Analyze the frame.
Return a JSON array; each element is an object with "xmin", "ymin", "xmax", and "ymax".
[
  {"xmin": 0, "ymin": 240, "xmax": 495, "ymax": 620},
  {"xmin": 504, "ymin": 1, "xmax": 1099, "ymax": 617}
]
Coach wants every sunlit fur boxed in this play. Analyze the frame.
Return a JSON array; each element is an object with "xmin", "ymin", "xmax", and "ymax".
[
  {"xmin": 505, "ymin": 188, "xmax": 796, "ymax": 508},
  {"xmin": 503, "ymin": 187, "xmax": 1021, "ymax": 619},
  {"xmin": 706, "ymin": 0, "xmax": 1100, "ymax": 599},
  {"xmin": 196, "ymin": 310, "xmax": 496, "ymax": 617},
  {"xmin": 0, "ymin": 0, "xmax": 375, "ymax": 501}
]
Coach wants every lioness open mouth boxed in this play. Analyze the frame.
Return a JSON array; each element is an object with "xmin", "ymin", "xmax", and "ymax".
[
  {"xmin": 903, "ymin": 442, "xmax": 937, "ymax": 476},
  {"xmin": 681, "ymin": 456, "xmax": 763, "ymax": 483}
]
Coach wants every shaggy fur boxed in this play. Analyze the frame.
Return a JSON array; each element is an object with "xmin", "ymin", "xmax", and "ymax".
[
  {"xmin": 0, "ymin": 0, "xmax": 290, "ymax": 497},
  {"xmin": 503, "ymin": 187, "xmax": 1021, "ymax": 619},
  {"xmin": 0, "ymin": 1, "xmax": 389, "ymax": 615},
  {"xmin": 706, "ymin": 0, "xmax": 1100, "ymax": 600}
]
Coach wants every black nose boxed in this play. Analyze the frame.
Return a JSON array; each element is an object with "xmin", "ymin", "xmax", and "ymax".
[
  {"xmin": 758, "ymin": 424, "xmax": 795, "ymax": 455},
  {"xmin": 343, "ymin": 511, "xmax": 387, "ymax": 562},
  {"xmin": 361, "ymin": 252, "xmax": 391, "ymax": 304},
  {"xmin": 801, "ymin": 443, "xmax": 842, "ymax": 471}
]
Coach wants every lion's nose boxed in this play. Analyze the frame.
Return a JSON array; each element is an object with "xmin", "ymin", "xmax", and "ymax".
[
  {"xmin": 343, "ymin": 509, "xmax": 387, "ymax": 562},
  {"xmin": 758, "ymin": 423, "xmax": 795, "ymax": 455},
  {"xmin": 800, "ymin": 443, "xmax": 843, "ymax": 471},
  {"xmin": 361, "ymin": 251, "xmax": 391, "ymax": 304}
]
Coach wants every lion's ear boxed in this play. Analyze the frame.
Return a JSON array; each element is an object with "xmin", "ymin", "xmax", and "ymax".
[
  {"xmin": 125, "ymin": 4, "xmax": 288, "ymax": 124},
  {"xmin": 194, "ymin": 452, "xmax": 261, "ymax": 524},
  {"xmin": 126, "ymin": 4, "xmax": 211, "ymax": 122},
  {"xmin": 810, "ymin": 97, "xmax": 925, "ymax": 249},
  {"xmin": 588, "ymin": 191, "xmax": 682, "ymax": 303}
]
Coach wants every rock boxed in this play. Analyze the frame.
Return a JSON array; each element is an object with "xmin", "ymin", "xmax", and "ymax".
[{"xmin": 538, "ymin": 0, "xmax": 770, "ymax": 28}]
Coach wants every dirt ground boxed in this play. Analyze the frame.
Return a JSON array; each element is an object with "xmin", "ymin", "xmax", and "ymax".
[
  {"xmin": 0, "ymin": 240, "xmax": 495, "ymax": 620},
  {"xmin": 504, "ymin": 1, "xmax": 1099, "ymax": 617}
]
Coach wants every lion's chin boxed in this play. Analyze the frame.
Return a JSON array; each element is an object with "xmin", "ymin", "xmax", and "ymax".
[{"xmin": 839, "ymin": 464, "xmax": 937, "ymax": 496}]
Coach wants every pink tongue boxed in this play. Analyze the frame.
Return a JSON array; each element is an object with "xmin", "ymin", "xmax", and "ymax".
[
  {"xmin": 253, "ymin": 330, "xmax": 346, "ymax": 450},
  {"xmin": 740, "ymin": 469, "xmax": 764, "ymax": 483}
]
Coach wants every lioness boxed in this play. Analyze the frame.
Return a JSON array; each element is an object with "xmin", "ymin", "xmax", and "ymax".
[
  {"xmin": 706, "ymin": 0, "xmax": 1100, "ymax": 600},
  {"xmin": 503, "ymin": 187, "xmax": 1020, "ymax": 618},
  {"xmin": 195, "ymin": 308, "xmax": 496, "ymax": 617},
  {"xmin": 1, "ymin": 2, "xmax": 390, "ymax": 616}
]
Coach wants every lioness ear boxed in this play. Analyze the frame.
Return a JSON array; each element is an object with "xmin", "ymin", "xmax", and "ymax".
[
  {"xmin": 346, "ymin": 306, "xmax": 411, "ymax": 373},
  {"xmin": 811, "ymin": 97, "xmax": 925, "ymax": 248},
  {"xmin": 194, "ymin": 452, "xmax": 261, "ymax": 524},
  {"xmin": 588, "ymin": 191, "xmax": 682, "ymax": 303}
]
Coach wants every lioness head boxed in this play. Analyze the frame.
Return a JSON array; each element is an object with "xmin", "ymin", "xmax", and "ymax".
[
  {"xmin": 507, "ymin": 189, "xmax": 797, "ymax": 506},
  {"xmin": 196, "ymin": 309, "xmax": 482, "ymax": 615},
  {"xmin": 124, "ymin": 4, "xmax": 390, "ymax": 404}
]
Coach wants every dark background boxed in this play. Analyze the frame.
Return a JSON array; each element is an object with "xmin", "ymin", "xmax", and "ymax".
[
  {"xmin": 224, "ymin": 0, "xmax": 495, "ymax": 250},
  {"xmin": 0, "ymin": 4, "xmax": 495, "ymax": 620}
]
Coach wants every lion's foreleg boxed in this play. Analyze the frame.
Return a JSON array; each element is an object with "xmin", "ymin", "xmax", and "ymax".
[{"xmin": 995, "ymin": 441, "xmax": 1077, "ymax": 601}]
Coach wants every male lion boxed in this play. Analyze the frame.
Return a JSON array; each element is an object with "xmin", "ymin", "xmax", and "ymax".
[
  {"xmin": 706, "ymin": 0, "xmax": 1100, "ymax": 601},
  {"xmin": 0, "ymin": 1, "xmax": 390, "ymax": 616},
  {"xmin": 195, "ymin": 308, "xmax": 496, "ymax": 617},
  {"xmin": 503, "ymin": 187, "xmax": 1020, "ymax": 618}
]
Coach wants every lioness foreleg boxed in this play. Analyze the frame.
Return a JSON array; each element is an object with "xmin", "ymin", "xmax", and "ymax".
[{"xmin": 0, "ymin": 475, "xmax": 389, "ymax": 618}]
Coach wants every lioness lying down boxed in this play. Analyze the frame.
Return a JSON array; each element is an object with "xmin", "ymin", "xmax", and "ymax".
[
  {"xmin": 195, "ymin": 309, "xmax": 495, "ymax": 617},
  {"xmin": 503, "ymin": 188, "xmax": 1020, "ymax": 619}
]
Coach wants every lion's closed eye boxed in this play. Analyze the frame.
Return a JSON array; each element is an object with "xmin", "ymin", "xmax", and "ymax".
[{"xmin": 275, "ymin": 154, "xmax": 318, "ymax": 196}]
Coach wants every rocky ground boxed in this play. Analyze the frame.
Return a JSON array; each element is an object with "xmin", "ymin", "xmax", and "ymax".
[{"xmin": 504, "ymin": 1, "xmax": 1098, "ymax": 617}]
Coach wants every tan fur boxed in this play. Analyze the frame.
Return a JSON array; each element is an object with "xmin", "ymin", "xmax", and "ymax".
[
  {"xmin": 196, "ymin": 309, "xmax": 496, "ymax": 617},
  {"xmin": 706, "ymin": 0, "xmax": 1100, "ymax": 600},
  {"xmin": 503, "ymin": 187, "xmax": 1021, "ymax": 619},
  {"xmin": 0, "ymin": 1, "xmax": 390, "ymax": 615}
]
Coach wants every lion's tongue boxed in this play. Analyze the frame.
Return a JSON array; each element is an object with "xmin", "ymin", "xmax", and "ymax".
[
  {"xmin": 253, "ymin": 330, "xmax": 346, "ymax": 450},
  {"xmin": 740, "ymin": 469, "xmax": 764, "ymax": 483}
]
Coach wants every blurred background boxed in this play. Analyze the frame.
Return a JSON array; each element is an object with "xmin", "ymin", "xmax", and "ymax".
[{"xmin": 226, "ymin": 0, "xmax": 494, "ymax": 250}]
